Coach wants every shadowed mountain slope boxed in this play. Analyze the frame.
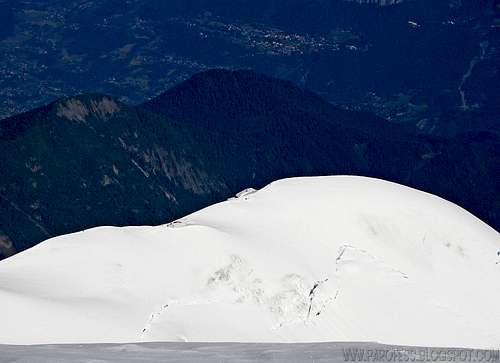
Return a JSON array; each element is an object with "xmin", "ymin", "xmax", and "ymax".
[{"xmin": 1, "ymin": 70, "xmax": 498, "ymax": 259}]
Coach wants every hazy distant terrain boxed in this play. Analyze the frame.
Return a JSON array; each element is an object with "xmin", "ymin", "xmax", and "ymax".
[{"xmin": 0, "ymin": 0, "xmax": 498, "ymax": 135}]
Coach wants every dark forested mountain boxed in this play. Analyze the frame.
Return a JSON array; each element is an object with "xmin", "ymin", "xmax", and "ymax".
[
  {"xmin": 1, "ymin": 70, "xmax": 498, "ymax": 259},
  {"xmin": 0, "ymin": 92, "xmax": 228, "ymax": 258},
  {"xmin": 0, "ymin": 0, "xmax": 498, "ymax": 138}
]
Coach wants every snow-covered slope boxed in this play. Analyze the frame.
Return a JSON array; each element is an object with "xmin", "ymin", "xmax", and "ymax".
[{"xmin": 0, "ymin": 176, "xmax": 498, "ymax": 347}]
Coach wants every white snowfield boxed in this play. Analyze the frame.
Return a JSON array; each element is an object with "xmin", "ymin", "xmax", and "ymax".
[{"xmin": 0, "ymin": 176, "xmax": 498, "ymax": 348}]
